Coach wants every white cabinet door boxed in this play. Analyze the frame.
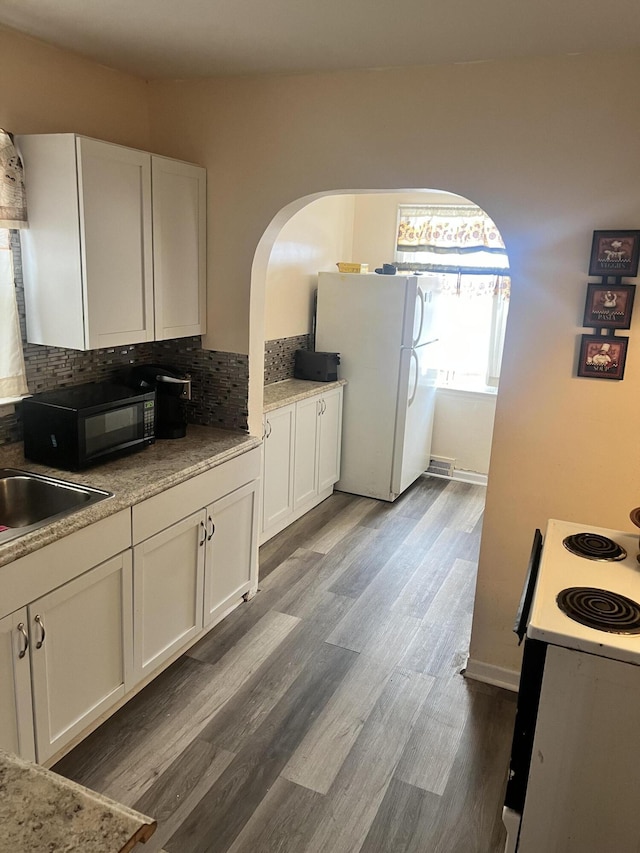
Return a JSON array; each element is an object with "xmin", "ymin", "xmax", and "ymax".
[
  {"xmin": 262, "ymin": 405, "xmax": 296, "ymax": 534},
  {"xmin": 317, "ymin": 386, "xmax": 343, "ymax": 493},
  {"xmin": 76, "ymin": 137, "xmax": 154, "ymax": 349},
  {"xmin": 133, "ymin": 510, "xmax": 205, "ymax": 682},
  {"xmin": 152, "ymin": 157, "xmax": 207, "ymax": 340},
  {"xmin": 30, "ymin": 551, "xmax": 133, "ymax": 763},
  {"xmin": 293, "ymin": 395, "xmax": 319, "ymax": 510},
  {"xmin": 18, "ymin": 134, "xmax": 206, "ymax": 350},
  {"xmin": 204, "ymin": 481, "xmax": 259, "ymax": 627},
  {"xmin": 0, "ymin": 608, "xmax": 36, "ymax": 761}
]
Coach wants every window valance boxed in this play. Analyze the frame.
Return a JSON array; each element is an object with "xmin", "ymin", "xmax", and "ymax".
[{"xmin": 396, "ymin": 204, "xmax": 509, "ymax": 275}]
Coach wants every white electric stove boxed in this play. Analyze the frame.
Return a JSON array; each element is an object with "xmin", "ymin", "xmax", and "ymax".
[
  {"xmin": 503, "ymin": 518, "xmax": 640, "ymax": 853},
  {"xmin": 528, "ymin": 518, "xmax": 640, "ymax": 664}
]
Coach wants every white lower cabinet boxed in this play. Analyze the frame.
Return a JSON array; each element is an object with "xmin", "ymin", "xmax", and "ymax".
[
  {"xmin": 133, "ymin": 511, "xmax": 205, "ymax": 681},
  {"xmin": 0, "ymin": 447, "xmax": 260, "ymax": 764},
  {"xmin": 293, "ymin": 396, "xmax": 320, "ymax": 511},
  {"xmin": 132, "ymin": 446, "xmax": 261, "ymax": 682},
  {"xmin": 204, "ymin": 480, "xmax": 259, "ymax": 627},
  {"xmin": 0, "ymin": 608, "xmax": 36, "ymax": 761},
  {"xmin": 316, "ymin": 387, "xmax": 343, "ymax": 493},
  {"xmin": 261, "ymin": 404, "xmax": 296, "ymax": 533},
  {"xmin": 261, "ymin": 386, "xmax": 343, "ymax": 544},
  {"xmin": 133, "ymin": 479, "xmax": 259, "ymax": 676},
  {"xmin": 1, "ymin": 552, "xmax": 134, "ymax": 764},
  {"xmin": 30, "ymin": 551, "xmax": 133, "ymax": 763}
]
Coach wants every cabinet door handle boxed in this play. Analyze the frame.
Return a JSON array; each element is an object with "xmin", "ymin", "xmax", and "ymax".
[
  {"xmin": 321, "ymin": 399, "xmax": 327, "ymax": 414},
  {"xmin": 266, "ymin": 421, "xmax": 272, "ymax": 438},
  {"xmin": 17, "ymin": 622, "xmax": 29, "ymax": 659},
  {"xmin": 199, "ymin": 520, "xmax": 207, "ymax": 547},
  {"xmin": 34, "ymin": 614, "xmax": 46, "ymax": 649},
  {"xmin": 207, "ymin": 516, "xmax": 215, "ymax": 541}
]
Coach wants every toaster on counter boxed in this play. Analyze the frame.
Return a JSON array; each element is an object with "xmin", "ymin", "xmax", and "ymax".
[{"xmin": 294, "ymin": 350, "xmax": 340, "ymax": 382}]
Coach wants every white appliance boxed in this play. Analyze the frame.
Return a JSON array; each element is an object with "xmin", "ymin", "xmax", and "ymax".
[
  {"xmin": 504, "ymin": 519, "xmax": 640, "ymax": 852},
  {"xmin": 315, "ymin": 271, "xmax": 438, "ymax": 502}
]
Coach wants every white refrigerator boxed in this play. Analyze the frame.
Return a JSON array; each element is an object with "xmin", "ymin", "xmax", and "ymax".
[{"xmin": 315, "ymin": 271, "xmax": 439, "ymax": 502}]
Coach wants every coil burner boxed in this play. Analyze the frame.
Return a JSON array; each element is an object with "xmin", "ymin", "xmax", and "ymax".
[
  {"xmin": 562, "ymin": 532, "xmax": 627, "ymax": 562},
  {"xmin": 556, "ymin": 587, "xmax": 640, "ymax": 634}
]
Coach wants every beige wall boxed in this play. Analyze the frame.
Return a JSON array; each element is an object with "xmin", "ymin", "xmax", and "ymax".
[
  {"xmin": 264, "ymin": 194, "xmax": 355, "ymax": 340},
  {"xmin": 0, "ymin": 26, "xmax": 150, "ymax": 148},
  {"xmin": 148, "ymin": 51, "xmax": 640, "ymax": 678}
]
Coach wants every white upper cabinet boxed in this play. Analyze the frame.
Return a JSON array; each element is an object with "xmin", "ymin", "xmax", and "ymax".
[
  {"xmin": 17, "ymin": 134, "xmax": 206, "ymax": 351},
  {"xmin": 152, "ymin": 156, "xmax": 207, "ymax": 340}
]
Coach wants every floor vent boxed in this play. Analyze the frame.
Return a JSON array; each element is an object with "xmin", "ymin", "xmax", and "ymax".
[{"xmin": 427, "ymin": 456, "xmax": 455, "ymax": 478}]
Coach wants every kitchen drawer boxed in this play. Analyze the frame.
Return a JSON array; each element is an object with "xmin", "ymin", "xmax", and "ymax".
[
  {"xmin": 0, "ymin": 509, "xmax": 131, "ymax": 620},
  {"xmin": 132, "ymin": 447, "xmax": 261, "ymax": 544}
]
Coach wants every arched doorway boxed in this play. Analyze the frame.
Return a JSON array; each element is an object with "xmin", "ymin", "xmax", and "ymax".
[{"xmin": 250, "ymin": 188, "xmax": 510, "ymax": 491}]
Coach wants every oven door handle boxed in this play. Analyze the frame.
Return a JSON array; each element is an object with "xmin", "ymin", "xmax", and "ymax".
[{"xmin": 514, "ymin": 528, "xmax": 543, "ymax": 644}]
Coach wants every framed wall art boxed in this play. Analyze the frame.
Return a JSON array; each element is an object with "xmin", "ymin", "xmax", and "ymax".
[
  {"xmin": 589, "ymin": 230, "xmax": 640, "ymax": 278},
  {"xmin": 577, "ymin": 334, "xmax": 628, "ymax": 380},
  {"xmin": 583, "ymin": 282, "xmax": 635, "ymax": 329}
]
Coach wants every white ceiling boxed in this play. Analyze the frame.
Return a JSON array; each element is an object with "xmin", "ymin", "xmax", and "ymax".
[{"xmin": 1, "ymin": 0, "xmax": 639, "ymax": 79}]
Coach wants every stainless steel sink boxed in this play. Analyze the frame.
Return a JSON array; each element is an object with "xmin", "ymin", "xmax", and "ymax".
[{"xmin": 0, "ymin": 469, "xmax": 113, "ymax": 545}]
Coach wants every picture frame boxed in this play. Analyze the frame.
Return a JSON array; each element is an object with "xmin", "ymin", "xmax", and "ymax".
[
  {"xmin": 583, "ymin": 282, "xmax": 635, "ymax": 329},
  {"xmin": 589, "ymin": 230, "xmax": 640, "ymax": 278},
  {"xmin": 577, "ymin": 334, "xmax": 628, "ymax": 380}
]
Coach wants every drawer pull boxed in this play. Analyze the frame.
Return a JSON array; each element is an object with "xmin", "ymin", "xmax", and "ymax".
[
  {"xmin": 17, "ymin": 622, "xmax": 29, "ymax": 659},
  {"xmin": 34, "ymin": 614, "xmax": 46, "ymax": 649}
]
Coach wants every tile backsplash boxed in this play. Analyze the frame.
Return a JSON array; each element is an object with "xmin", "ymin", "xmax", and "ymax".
[
  {"xmin": 264, "ymin": 333, "xmax": 313, "ymax": 385},
  {"xmin": 0, "ymin": 232, "xmax": 248, "ymax": 445}
]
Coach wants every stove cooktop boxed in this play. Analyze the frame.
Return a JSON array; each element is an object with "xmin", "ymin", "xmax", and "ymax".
[
  {"xmin": 527, "ymin": 520, "xmax": 640, "ymax": 664},
  {"xmin": 556, "ymin": 586, "xmax": 640, "ymax": 634},
  {"xmin": 562, "ymin": 532, "xmax": 627, "ymax": 562}
]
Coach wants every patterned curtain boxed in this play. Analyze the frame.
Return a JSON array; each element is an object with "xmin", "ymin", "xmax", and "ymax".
[
  {"xmin": 0, "ymin": 130, "xmax": 27, "ymax": 228},
  {"xmin": 0, "ymin": 130, "xmax": 28, "ymax": 401},
  {"xmin": 396, "ymin": 204, "xmax": 509, "ymax": 276}
]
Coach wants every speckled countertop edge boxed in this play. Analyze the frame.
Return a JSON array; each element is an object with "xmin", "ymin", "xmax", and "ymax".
[
  {"xmin": 0, "ymin": 748, "xmax": 156, "ymax": 853},
  {"xmin": 0, "ymin": 426, "xmax": 261, "ymax": 568},
  {"xmin": 263, "ymin": 378, "xmax": 347, "ymax": 412}
]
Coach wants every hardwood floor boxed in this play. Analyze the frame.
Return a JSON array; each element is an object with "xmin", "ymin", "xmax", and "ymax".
[{"xmin": 54, "ymin": 475, "xmax": 516, "ymax": 853}]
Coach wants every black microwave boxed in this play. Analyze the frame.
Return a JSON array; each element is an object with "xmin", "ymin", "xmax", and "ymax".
[{"xmin": 22, "ymin": 382, "xmax": 156, "ymax": 470}]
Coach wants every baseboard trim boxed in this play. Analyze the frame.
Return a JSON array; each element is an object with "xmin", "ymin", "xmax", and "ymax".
[
  {"xmin": 427, "ymin": 470, "xmax": 488, "ymax": 487},
  {"xmin": 463, "ymin": 657, "xmax": 520, "ymax": 692}
]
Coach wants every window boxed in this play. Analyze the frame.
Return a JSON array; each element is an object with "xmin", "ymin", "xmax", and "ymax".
[
  {"xmin": 0, "ymin": 229, "xmax": 28, "ymax": 404},
  {"xmin": 395, "ymin": 204, "xmax": 510, "ymax": 391},
  {"xmin": 0, "ymin": 129, "xmax": 28, "ymax": 405}
]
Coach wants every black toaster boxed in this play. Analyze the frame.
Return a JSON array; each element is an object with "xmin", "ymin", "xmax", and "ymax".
[{"xmin": 294, "ymin": 350, "xmax": 340, "ymax": 382}]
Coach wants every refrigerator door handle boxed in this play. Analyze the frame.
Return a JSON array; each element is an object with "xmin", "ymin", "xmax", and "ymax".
[
  {"xmin": 408, "ymin": 348, "xmax": 419, "ymax": 406},
  {"xmin": 413, "ymin": 287, "xmax": 425, "ymax": 347}
]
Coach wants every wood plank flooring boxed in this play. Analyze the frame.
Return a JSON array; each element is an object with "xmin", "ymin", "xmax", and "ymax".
[{"xmin": 54, "ymin": 475, "xmax": 517, "ymax": 853}]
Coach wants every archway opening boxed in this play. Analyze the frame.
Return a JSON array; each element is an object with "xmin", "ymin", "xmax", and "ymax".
[{"xmin": 250, "ymin": 188, "xmax": 511, "ymax": 490}]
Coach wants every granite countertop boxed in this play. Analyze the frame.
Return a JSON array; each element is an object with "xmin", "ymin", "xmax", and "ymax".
[
  {"xmin": 0, "ymin": 749, "xmax": 155, "ymax": 853},
  {"xmin": 0, "ymin": 426, "xmax": 261, "ymax": 568},
  {"xmin": 263, "ymin": 378, "xmax": 347, "ymax": 413}
]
